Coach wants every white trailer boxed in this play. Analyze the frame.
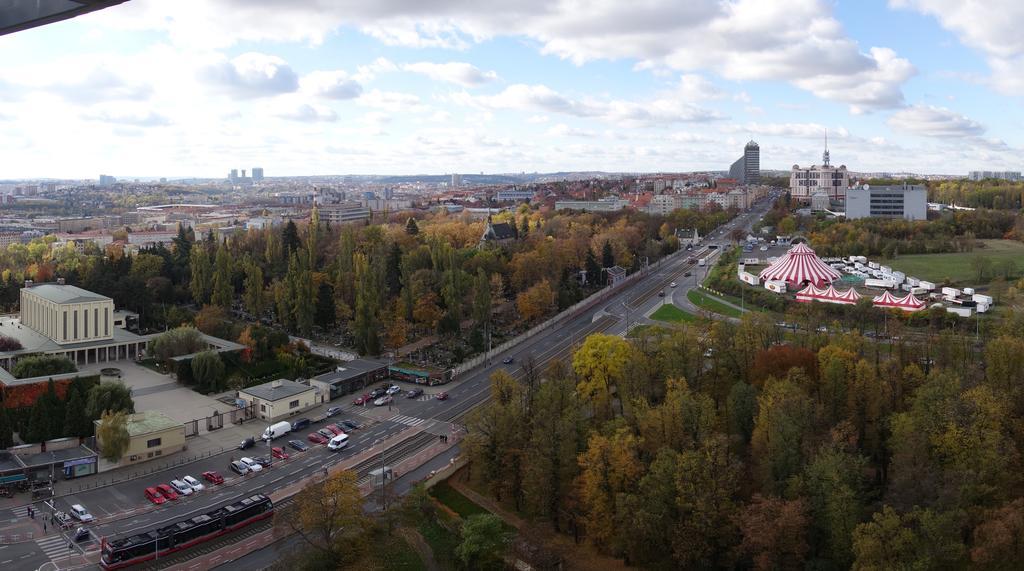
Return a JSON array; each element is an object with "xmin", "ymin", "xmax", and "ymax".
[
  {"xmin": 911, "ymin": 287, "xmax": 927, "ymax": 296},
  {"xmin": 880, "ymin": 265, "xmax": 892, "ymax": 274},
  {"xmin": 963, "ymin": 287, "xmax": 975, "ymax": 296},
  {"xmin": 868, "ymin": 262, "xmax": 880, "ymax": 270},
  {"xmin": 942, "ymin": 287, "xmax": 961, "ymax": 298},
  {"xmin": 892, "ymin": 271, "xmax": 906, "ymax": 283},
  {"xmin": 972, "ymin": 293, "xmax": 994, "ymax": 305},
  {"xmin": 946, "ymin": 306, "xmax": 972, "ymax": 318},
  {"xmin": 739, "ymin": 271, "xmax": 760, "ymax": 286},
  {"xmin": 977, "ymin": 303, "xmax": 990, "ymax": 313},
  {"xmin": 919, "ymin": 280, "xmax": 936, "ymax": 291},
  {"xmin": 764, "ymin": 280, "xmax": 787, "ymax": 293},
  {"xmin": 906, "ymin": 277, "xmax": 920, "ymax": 287},
  {"xmin": 865, "ymin": 278, "xmax": 897, "ymax": 289}
]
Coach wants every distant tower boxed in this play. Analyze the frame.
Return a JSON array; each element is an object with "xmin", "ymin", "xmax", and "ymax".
[
  {"xmin": 822, "ymin": 129, "xmax": 830, "ymax": 166},
  {"xmin": 241, "ymin": 169, "xmax": 247, "ymax": 179},
  {"xmin": 252, "ymin": 167, "xmax": 264, "ymax": 182},
  {"xmin": 451, "ymin": 173, "xmax": 462, "ymax": 187},
  {"xmin": 744, "ymin": 140, "xmax": 760, "ymax": 184},
  {"xmin": 229, "ymin": 169, "xmax": 238, "ymax": 182}
]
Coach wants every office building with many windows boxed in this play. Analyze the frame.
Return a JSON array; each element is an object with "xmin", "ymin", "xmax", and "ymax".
[
  {"xmin": 728, "ymin": 140, "xmax": 760, "ymax": 184},
  {"xmin": 845, "ymin": 183, "xmax": 927, "ymax": 220}
]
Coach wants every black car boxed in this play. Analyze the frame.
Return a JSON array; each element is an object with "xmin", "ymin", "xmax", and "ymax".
[
  {"xmin": 502, "ymin": 357, "xmax": 514, "ymax": 365},
  {"xmin": 73, "ymin": 527, "xmax": 90, "ymax": 542},
  {"xmin": 340, "ymin": 420, "xmax": 361, "ymax": 431},
  {"xmin": 288, "ymin": 439, "xmax": 309, "ymax": 452},
  {"xmin": 406, "ymin": 388, "xmax": 424, "ymax": 399},
  {"xmin": 326, "ymin": 406, "xmax": 342, "ymax": 417},
  {"xmin": 255, "ymin": 456, "xmax": 272, "ymax": 468},
  {"xmin": 369, "ymin": 388, "xmax": 386, "ymax": 399},
  {"xmin": 238, "ymin": 437, "xmax": 255, "ymax": 450},
  {"xmin": 291, "ymin": 418, "xmax": 311, "ymax": 431}
]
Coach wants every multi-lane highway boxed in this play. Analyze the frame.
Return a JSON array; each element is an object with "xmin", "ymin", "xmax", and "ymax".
[{"xmin": 8, "ymin": 198, "xmax": 775, "ymax": 570}]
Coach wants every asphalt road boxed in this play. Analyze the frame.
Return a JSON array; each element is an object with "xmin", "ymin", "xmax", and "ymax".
[{"xmin": 12, "ymin": 197, "xmax": 776, "ymax": 570}]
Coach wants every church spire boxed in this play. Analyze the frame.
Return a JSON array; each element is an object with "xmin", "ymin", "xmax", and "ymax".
[{"xmin": 822, "ymin": 128, "xmax": 830, "ymax": 166}]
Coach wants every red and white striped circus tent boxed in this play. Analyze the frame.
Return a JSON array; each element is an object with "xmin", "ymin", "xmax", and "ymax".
[
  {"xmin": 873, "ymin": 290, "xmax": 926, "ymax": 311},
  {"xmin": 835, "ymin": 287, "xmax": 863, "ymax": 304},
  {"xmin": 758, "ymin": 242, "xmax": 841, "ymax": 287},
  {"xmin": 796, "ymin": 284, "xmax": 862, "ymax": 305},
  {"xmin": 795, "ymin": 284, "xmax": 829, "ymax": 302}
]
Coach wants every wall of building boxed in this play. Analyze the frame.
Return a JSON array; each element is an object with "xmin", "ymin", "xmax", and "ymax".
[
  {"xmin": 242, "ymin": 389, "xmax": 318, "ymax": 421},
  {"xmin": 21, "ymin": 290, "xmax": 115, "ymax": 345},
  {"xmin": 120, "ymin": 426, "xmax": 186, "ymax": 466},
  {"xmin": 846, "ymin": 185, "xmax": 927, "ymax": 220}
]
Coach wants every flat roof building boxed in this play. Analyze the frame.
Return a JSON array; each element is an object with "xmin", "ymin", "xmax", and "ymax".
[
  {"xmin": 845, "ymin": 184, "xmax": 927, "ymax": 221},
  {"xmin": 238, "ymin": 379, "xmax": 318, "ymax": 422},
  {"xmin": 96, "ymin": 411, "xmax": 186, "ymax": 468}
]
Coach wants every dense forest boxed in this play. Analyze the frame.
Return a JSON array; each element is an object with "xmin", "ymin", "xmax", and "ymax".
[{"xmin": 465, "ymin": 305, "xmax": 1024, "ymax": 570}]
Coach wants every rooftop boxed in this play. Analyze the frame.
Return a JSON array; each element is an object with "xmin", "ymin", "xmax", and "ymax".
[
  {"xmin": 123, "ymin": 411, "xmax": 182, "ymax": 436},
  {"xmin": 313, "ymin": 359, "xmax": 389, "ymax": 384},
  {"xmin": 23, "ymin": 283, "xmax": 111, "ymax": 304},
  {"xmin": 0, "ymin": 314, "xmax": 150, "ymax": 361},
  {"xmin": 240, "ymin": 378, "xmax": 313, "ymax": 402}
]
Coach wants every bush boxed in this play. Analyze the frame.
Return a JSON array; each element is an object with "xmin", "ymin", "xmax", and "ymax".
[
  {"xmin": 11, "ymin": 355, "xmax": 76, "ymax": 379},
  {"xmin": 0, "ymin": 335, "xmax": 22, "ymax": 351}
]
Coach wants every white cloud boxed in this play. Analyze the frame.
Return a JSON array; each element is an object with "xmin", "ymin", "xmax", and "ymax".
[
  {"xmin": 357, "ymin": 89, "xmax": 424, "ymax": 112},
  {"xmin": 87, "ymin": 0, "xmax": 913, "ymax": 111},
  {"xmin": 274, "ymin": 103, "xmax": 338, "ymax": 123},
  {"xmin": 301, "ymin": 70, "xmax": 363, "ymax": 99},
  {"xmin": 83, "ymin": 107, "xmax": 172, "ymax": 127},
  {"xmin": 526, "ymin": 115, "xmax": 550, "ymax": 123},
  {"xmin": 725, "ymin": 122, "xmax": 832, "ymax": 139},
  {"xmin": 198, "ymin": 52, "xmax": 299, "ymax": 98},
  {"xmin": 546, "ymin": 123, "xmax": 596, "ymax": 137},
  {"xmin": 401, "ymin": 61, "xmax": 498, "ymax": 86},
  {"xmin": 887, "ymin": 105, "xmax": 986, "ymax": 137}
]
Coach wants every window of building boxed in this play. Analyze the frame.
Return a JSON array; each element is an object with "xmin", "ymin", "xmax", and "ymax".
[
  {"xmin": 147, "ymin": 438, "xmax": 162, "ymax": 448},
  {"xmin": 83, "ymin": 310, "xmax": 88, "ymax": 338},
  {"xmin": 289, "ymin": 399, "xmax": 300, "ymax": 409},
  {"xmin": 129, "ymin": 455, "xmax": 138, "ymax": 461},
  {"xmin": 147, "ymin": 452, "xmax": 153, "ymax": 458},
  {"xmin": 94, "ymin": 308, "xmax": 98, "ymax": 337},
  {"xmin": 62, "ymin": 311, "xmax": 67, "ymax": 340},
  {"xmin": 73, "ymin": 310, "xmax": 78, "ymax": 339},
  {"xmin": 260, "ymin": 404, "xmax": 267, "ymax": 412},
  {"xmin": 155, "ymin": 450, "xmax": 162, "ymax": 456},
  {"xmin": 105, "ymin": 307, "xmax": 109, "ymax": 336}
]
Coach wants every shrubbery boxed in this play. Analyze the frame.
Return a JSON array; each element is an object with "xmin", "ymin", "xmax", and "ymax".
[{"xmin": 11, "ymin": 355, "xmax": 76, "ymax": 379}]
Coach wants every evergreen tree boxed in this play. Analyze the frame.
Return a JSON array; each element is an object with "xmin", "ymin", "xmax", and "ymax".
[
  {"xmin": 385, "ymin": 242, "xmax": 403, "ymax": 297},
  {"xmin": 405, "ymin": 217, "xmax": 419, "ymax": 235},
  {"xmin": 353, "ymin": 252, "xmax": 381, "ymax": 355},
  {"xmin": 189, "ymin": 245, "xmax": 212, "ymax": 304},
  {"xmin": 63, "ymin": 384, "xmax": 92, "ymax": 438},
  {"xmin": 602, "ymin": 240, "xmax": 615, "ymax": 269},
  {"xmin": 0, "ymin": 408, "xmax": 13, "ymax": 448},
  {"xmin": 282, "ymin": 220, "xmax": 301, "ymax": 256},
  {"xmin": 294, "ymin": 252, "xmax": 315, "ymax": 336},
  {"xmin": 472, "ymin": 268, "xmax": 492, "ymax": 327},
  {"xmin": 211, "ymin": 242, "xmax": 233, "ymax": 308},
  {"xmin": 315, "ymin": 282, "xmax": 336, "ymax": 328},
  {"xmin": 242, "ymin": 259, "xmax": 265, "ymax": 316},
  {"xmin": 305, "ymin": 207, "xmax": 321, "ymax": 269},
  {"xmin": 585, "ymin": 248, "xmax": 602, "ymax": 286},
  {"xmin": 519, "ymin": 216, "xmax": 530, "ymax": 239}
]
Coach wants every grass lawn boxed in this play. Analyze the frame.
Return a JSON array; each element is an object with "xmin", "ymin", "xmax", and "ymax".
[
  {"xmin": 376, "ymin": 531, "xmax": 427, "ymax": 571},
  {"xmin": 650, "ymin": 304, "xmax": 697, "ymax": 323},
  {"xmin": 688, "ymin": 290, "xmax": 744, "ymax": 318},
  {"xmin": 418, "ymin": 517, "xmax": 460, "ymax": 570},
  {"xmin": 889, "ymin": 239, "xmax": 1024, "ymax": 285},
  {"xmin": 430, "ymin": 480, "xmax": 490, "ymax": 519}
]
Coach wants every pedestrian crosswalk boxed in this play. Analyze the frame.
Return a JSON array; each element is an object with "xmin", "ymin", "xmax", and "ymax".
[
  {"xmin": 386, "ymin": 414, "xmax": 427, "ymax": 427},
  {"xmin": 11, "ymin": 505, "xmax": 31, "ymax": 518},
  {"xmin": 416, "ymin": 395, "xmax": 433, "ymax": 402},
  {"xmin": 36, "ymin": 534, "xmax": 74, "ymax": 561}
]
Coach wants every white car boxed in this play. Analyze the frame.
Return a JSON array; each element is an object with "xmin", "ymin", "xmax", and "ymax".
[
  {"xmin": 169, "ymin": 479, "xmax": 193, "ymax": 496},
  {"xmin": 385, "ymin": 385, "xmax": 402, "ymax": 395},
  {"xmin": 240, "ymin": 457, "xmax": 263, "ymax": 472},
  {"xmin": 669, "ymin": 282, "xmax": 677, "ymax": 288},
  {"xmin": 70, "ymin": 504, "xmax": 93, "ymax": 522},
  {"xmin": 181, "ymin": 475, "xmax": 205, "ymax": 492},
  {"xmin": 374, "ymin": 395, "xmax": 393, "ymax": 406}
]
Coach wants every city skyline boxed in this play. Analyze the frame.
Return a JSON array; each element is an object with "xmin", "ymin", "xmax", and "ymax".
[{"xmin": 1, "ymin": 0, "xmax": 1023, "ymax": 178}]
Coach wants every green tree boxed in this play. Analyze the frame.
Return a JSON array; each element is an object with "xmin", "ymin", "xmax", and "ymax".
[
  {"xmin": 405, "ymin": 217, "xmax": 419, "ymax": 235},
  {"xmin": 352, "ymin": 252, "xmax": 381, "ymax": 355},
  {"xmin": 602, "ymin": 240, "xmax": 614, "ymax": 269},
  {"xmin": 585, "ymin": 248, "xmax": 602, "ymax": 286},
  {"xmin": 851, "ymin": 506, "xmax": 966, "ymax": 571},
  {"xmin": 751, "ymin": 375, "xmax": 814, "ymax": 493},
  {"xmin": 0, "ymin": 407, "xmax": 12, "ymax": 448},
  {"xmin": 10, "ymin": 355, "xmax": 76, "ymax": 379},
  {"xmin": 314, "ymin": 282, "xmax": 335, "ymax": 328},
  {"xmin": 188, "ymin": 244, "xmax": 212, "ymax": 304},
  {"xmin": 282, "ymin": 220, "xmax": 301, "ymax": 256},
  {"xmin": 279, "ymin": 469, "xmax": 371, "ymax": 564},
  {"xmin": 85, "ymin": 381, "xmax": 135, "ymax": 419},
  {"xmin": 618, "ymin": 447, "xmax": 681, "ymax": 566},
  {"xmin": 210, "ymin": 243, "xmax": 233, "ymax": 308},
  {"xmin": 242, "ymin": 259, "xmax": 265, "ymax": 317},
  {"xmin": 727, "ymin": 381, "xmax": 758, "ymax": 442},
  {"xmin": 456, "ymin": 514, "xmax": 511, "ymax": 570},
  {"xmin": 149, "ymin": 327, "xmax": 204, "ymax": 360},
  {"xmin": 191, "ymin": 350, "xmax": 226, "ymax": 392},
  {"xmin": 96, "ymin": 410, "xmax": 130, "ymax": 462},
  {"xmin": 672, "ymin": 435, "xmax": 741, "ymax": 568},
  {"xmin": 578, "ymin": 426, "xmax": 643, "ymax": 553},
  {"xmin": 472, "ymin": 268, "xmax": 492, "ymax": 328},
  {"xmin": 63, "ymin": 383, "xmax": 93, "ymax": 437}
]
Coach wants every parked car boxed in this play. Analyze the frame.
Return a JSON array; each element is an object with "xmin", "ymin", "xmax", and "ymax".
[
  {"xmin": 326, "ymin": 406, "xmax": 342, "ymax": 417},
  {"xmin": 670, "ymin": 282, "xmax": 677, "ymax": 288},
  {"xmin": 658, "ymin": 290, "xmax": 665, "ymax": 297},
  {"xmin": 324, "ymin": 424, "xmax": 345, "ymax": 436},
  {"xmin": 291, "ymin": 418, "xmax": 311, "ymax": 431},
  {"xmin": 308, "ymin": 433, "xmax": 328, "ymax": 445},
  {"xmin": 339, "ymin": 420, "xmax": 361, "ymax": 431},
  {"xmin": 435, "ymin": 392, "xmax": 449, "ymax": 401},
  {"xmin": 684, "ymin": 272, "xmax": 691, "ymax": 277},
  {"xmin": 73, "ymin": 527, "xmax": 91, "ymax": 542},
  {"xmin": 385, "ymin": 385, "xmax": 402, "ymax": 395},
  {"xmin": 271, "ymin": 446, "xmax": 290, "ymax": 460},
  {"xmin": 201, "ymin": 471, "xmax": 224, "ymax": 485},
  {"xmin": 374, "ymin": 395, "xmax": 393, "ymax": 406},
  {"xmin": 144, "ymin": 487, "xmax": 166, "ymax": 505},
  {"xmin": 229, "ymin": 461, "xmax": 249, "ymax": 476},
  {"xmin": 239, "ymin": 457, "xmax": 263, "ymax": 472},
  {"xmin": 369, "ymin": 388, "xmax": 386, "ymax": 399},
  {"xmin": 181, "ymin": 475, "xmax": 205, "ymax": 492},
  {"xmin": 156, "ymin": 484, "xmax": 179, "ymax": 501},
  {"xmin": 70, "ymin": 504, "xmax": 94, "ymax": 522},
  {"xmin": 254, "ymin": 456, "xmax": 272, "ymax": 468},
  {"xmin": 169, "ymin": 479, "xmax": 193, "ymax": 496},
  {"xmin": 288, "ymin": 439, "xmax": 309, "ymax": 451},
  {"xmin": 239, "ymin": 436, "xmax": 255, "ymax": 450},
  {"xmin": 502, "ymin": 357, "xmax": 514, "ymax": 364},
  {"xmin": 352, "ymin": 393, "xmax": 370, "ymax": 405},
  {"xmin": 317, "ymin": 427, "xmax": 336, "ymax": 439},
  {"xmin": 406, "ymin": 388, "xmax": 424, "ymax": 399}
]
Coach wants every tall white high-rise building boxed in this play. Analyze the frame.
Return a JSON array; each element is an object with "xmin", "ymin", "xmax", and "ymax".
[
  {"xmin": 252, "ymin": 167, "xmax": 264, "ymax": 181},
  {"xmin": 451, "ymin": 173, "xmax": 463, "ymax": 187}
]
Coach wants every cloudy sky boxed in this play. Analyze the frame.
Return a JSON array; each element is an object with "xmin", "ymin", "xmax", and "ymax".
[{"xmin": 1, "ymin": 0, "xmax": 1022, "ymax": 178}]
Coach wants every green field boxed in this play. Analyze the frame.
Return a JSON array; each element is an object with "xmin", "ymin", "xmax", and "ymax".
[
  {"xmin": 688, "ymin": 290, "xmax": 744, "ymax": 318},
  {"xmin": 650, "ymin": 304, "xmax": 697, "ymax": 323},
  {"xmin": 889, "ymin": 239, "xmax": 1024, "ymax": 285},
  {"xmin": 430, "ymin": 481, "xmax": 490, "ymax": 519}
]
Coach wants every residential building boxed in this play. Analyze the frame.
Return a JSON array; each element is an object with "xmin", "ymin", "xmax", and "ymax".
[
  {"xmin": 554, "ymin": 198, "xmax": 629, "ymax": 212},
  {"xmin": 728, "ymin": 140, "xmax": 760, "ymax": 184},
  {"xmin": 0, "ymin": 233, "xmax": 21, "ymax": 250},
  {"xmin": 96, "ymin": 411, "xmax": 185, "ymax": 467},
  {"xmin": 451, "ymin": 173, "xmax": 462, "ymax": 187},
  {"xmin": 675, "ymin": 228, "xmax": 700, "ymax": 246},
  {"xmin": 790, "ymin": 144, "xmax": 849, "ymax": 201},
  {"xmin": 317, "ymin": 203, "xmax": 371, "ymax": 225},
  {"xmin": 845, "ymin": 183, "xmax": 927, "ymax": 220},
  {"xmin": 57, "ymin": 217, "xmax": 103, "ymax": 233},
  {"xmin": 968, "ymin": 171, "xmax": 1021, "ymax": 181},
  {"xmin": 645, "ymin": 194, "xmax": 681, "ymax": 215},
  {"xmin": 239, "ymin": 379, "xmax": 319, "ymax": 421},
  {"xmin": 98, "ymin": 174, "xmax": 116, "ymax": 187},
  {"xmin": 252, "ymin": 167, "xmax": 264, "ymax": 181},
  {"xmin": 495, "ymin": 189, "xmax": 534, "ymax": 202}
]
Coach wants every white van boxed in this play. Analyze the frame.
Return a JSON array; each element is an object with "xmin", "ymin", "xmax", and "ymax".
[
  {"xmin": 262, "ymin": 421, "xmax": 291, "ymax": 441},
  {"xmin": 328, "ymin": 434, "xmax": 349, "ymax": 451}
]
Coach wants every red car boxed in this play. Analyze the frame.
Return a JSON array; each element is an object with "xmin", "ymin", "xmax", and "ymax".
[
  {"xmin": 308, "ymin": 432, "xmax": 328, "ymax": 445},
  {"xmin": 201, "ymin": 471, "xmax": 224, "ymax": 485},
  {"xmin": 156, "ymin": 483, "xmax": 179, "ymax": 500},
  {"xmin": 271, "ymin": 447, "xmax": 290, "ymax": 460},
  {"xmin": 435, "ymin": 392, "xmax": 449, "ymax": 401},
  {"xmin": 144, "ymin": 487, "xmax": 166, "ymax": 505},
  {"xmin": 352, "ymin": 393, "xmax": 370, "ymax": 405},
  {"xmin": 324, "ymin": 424, "xmax": 345, "ymax": 436}
]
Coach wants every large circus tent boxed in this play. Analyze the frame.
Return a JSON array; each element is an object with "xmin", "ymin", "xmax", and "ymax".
[
  {"xmin": 758, "ymin": 242, "xmax": 841, "ymax": 288},
  {"xmin": 872, "ymin": 291, "xmax": 927, "ymax": 312}
]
